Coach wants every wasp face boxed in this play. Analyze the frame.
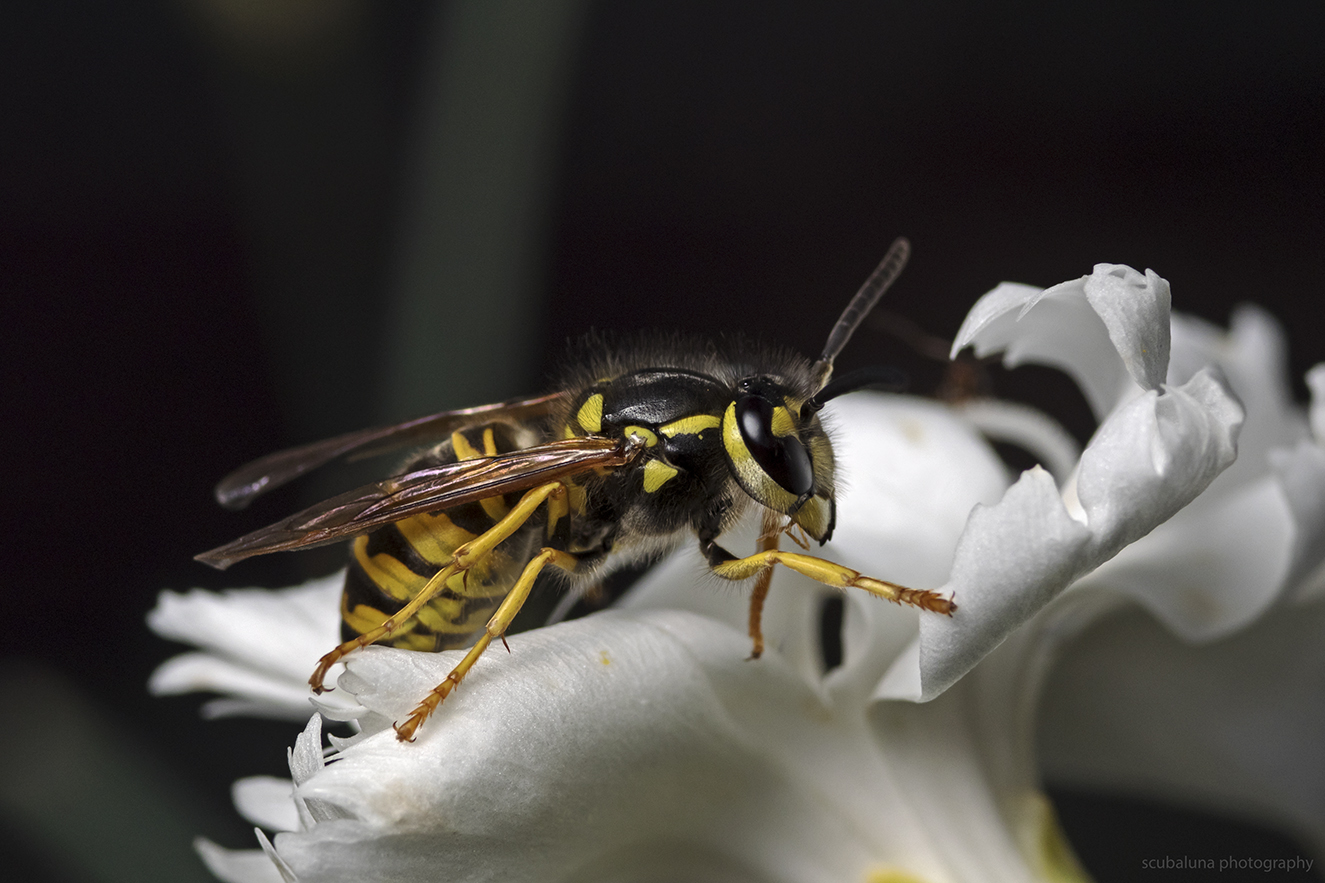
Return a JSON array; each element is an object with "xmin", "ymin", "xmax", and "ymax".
[{"xmin": 721, "ymin": 376, "xmax": 836, "ymax": 543}]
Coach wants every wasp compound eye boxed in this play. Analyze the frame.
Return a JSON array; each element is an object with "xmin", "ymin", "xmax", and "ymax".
[{"xmin": 734, "ymin": 393, "xmax": 814, "ymax": 497}]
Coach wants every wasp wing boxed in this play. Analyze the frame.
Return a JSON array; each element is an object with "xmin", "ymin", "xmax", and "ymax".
[
  {"xmin": 196, "ymin": 435, "xmax": 639, "ymax": 570},
  {"xmin": 214, "ymin": 392, "xmax": 568, "ymax": 510}
]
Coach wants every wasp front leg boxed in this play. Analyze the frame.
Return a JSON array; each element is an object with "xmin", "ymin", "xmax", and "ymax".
[
  {"xmin": 308, "ymin": 481, "xmax": 568, "ymax": 693},
  {"xmin": 700, "ymin": 536, "xmax": 956, "ymax": 617}
]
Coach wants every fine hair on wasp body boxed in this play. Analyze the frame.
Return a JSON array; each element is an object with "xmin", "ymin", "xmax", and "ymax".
[{"xmin": 196, "ymin": 237, "xmax": 956, "ymax": 742}]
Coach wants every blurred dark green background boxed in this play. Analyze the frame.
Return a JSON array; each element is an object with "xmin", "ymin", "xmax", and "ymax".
[{"xmin": 4, "ymin": 1, "xmax": 1323, "ymax": 880}]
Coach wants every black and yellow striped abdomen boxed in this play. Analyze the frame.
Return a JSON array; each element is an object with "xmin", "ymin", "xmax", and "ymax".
[{"xmin": 340, "ymin": 423, "xmax": 538, "ymax": 651}]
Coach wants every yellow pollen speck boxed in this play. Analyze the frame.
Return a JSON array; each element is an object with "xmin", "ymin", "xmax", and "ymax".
[
  {"xmin": 899, "ymin": 417, "xmax": 924, "ymax": 444},
  {"xmin": 599, "ymin": 650, "xmax": 610, "ymax": 665}
]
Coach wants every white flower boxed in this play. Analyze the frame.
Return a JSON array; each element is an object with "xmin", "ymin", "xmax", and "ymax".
[{"xmin": 151, "ymin": 263, "xmax": 1325, "ymax": 882}]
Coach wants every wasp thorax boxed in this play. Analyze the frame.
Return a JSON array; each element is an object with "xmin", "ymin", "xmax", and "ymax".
[{"xmin": 722, "ymin": 376, "xmax": 836, "ymax": 543}]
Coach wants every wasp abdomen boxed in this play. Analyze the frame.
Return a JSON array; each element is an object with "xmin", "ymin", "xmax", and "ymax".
[{"xmin": 339, "ymin": 422, "xmax": 537, "ymax": 651}]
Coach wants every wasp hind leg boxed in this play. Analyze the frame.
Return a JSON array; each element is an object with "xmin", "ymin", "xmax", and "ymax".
[
  {"xmin": 393, "ymin": 546, "xmax": 578, "ymax": 742},
  {"xmin": 308, "ymin": 482, "xmax": 568, "ymax": 693},
  {"xmin": 703, "ymin": 541, "xmax": 957, "ymax": 620}
]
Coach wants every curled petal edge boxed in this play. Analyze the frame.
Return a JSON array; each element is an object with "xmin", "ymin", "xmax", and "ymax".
[
  {"xmin": 952, "ymin": 264, "xmax": 1172, "ymax": 420},
  {"xmin": 879, "ymin": 367, "xmax": 1244, "ymax": 702}
]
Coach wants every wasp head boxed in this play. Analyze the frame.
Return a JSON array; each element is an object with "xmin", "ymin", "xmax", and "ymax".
[{"xmin": 721, "ymin": 375, "xmax": 836, "ymax": 543}]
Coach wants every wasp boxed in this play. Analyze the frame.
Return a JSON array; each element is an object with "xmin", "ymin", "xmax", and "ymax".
[{"xmin": 197, "ymin": 238, "xmax": 955, "ymax": 741}]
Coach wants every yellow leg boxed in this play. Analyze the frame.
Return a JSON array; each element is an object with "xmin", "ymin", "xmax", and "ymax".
[
  {"xmin": 394, "ymin": 546, "xmax": 578, "ymax": 742},
  {"xmin": 746, "ymin": 509, "xmax": 783, "ymax": 660},
  {"xmin": 309, "ymin": 482, "xmax": 566, "ymax": 692},
  {"xmin": 713, "ymin": 550, "xmax": 956, "ymax": 616}
]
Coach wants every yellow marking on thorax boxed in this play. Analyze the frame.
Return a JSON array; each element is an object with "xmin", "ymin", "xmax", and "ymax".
[
  {"xmin": 576, "ymin": 394, "xmax": 604, "ymax": 433},
  {"xmin": 643, "ymin": 459, "xmax": 679, "ymax": 492},
  {"xmin": 659, "ymin": 413, "xmax": 721, "ymax": 438},
  {"xmin": 451, "ymin": 430, "xmax": 481, "ymax": 461},
  {"xmin": 771, "ymin": 406, "xmax": 796, "ymax": 437},
  {"xmin": 562, "ymin": 423, "xmax": 578, "ymax": 439},
  {"xmin": 624, "ymin": 425, "xmax": 658, "ymax": 447}
]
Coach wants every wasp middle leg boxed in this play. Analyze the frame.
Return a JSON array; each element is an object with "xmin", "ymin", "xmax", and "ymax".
[
  {"xmin": 745, "ymin": 508, "xmax": 785, "ymax": 660},
  {"xmin": 393, "ymin": 546, "xmax": 578, "ymax": 742},
  {"xmin": 309, "ymin": 481, "xmax": 567, "ymax": 692}
]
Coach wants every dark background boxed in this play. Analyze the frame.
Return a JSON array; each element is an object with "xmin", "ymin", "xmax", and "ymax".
[{"xmin": 3, "ymin": 2, "xmax": 1323, "ymax": 880}]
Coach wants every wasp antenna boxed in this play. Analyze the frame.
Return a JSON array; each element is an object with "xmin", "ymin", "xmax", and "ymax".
[{"xmin": 811, "ymin": 237, "xmax": 911, "ymax": 391}]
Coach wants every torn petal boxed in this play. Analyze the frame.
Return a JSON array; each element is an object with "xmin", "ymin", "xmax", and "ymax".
[
  {"xmin": 1081, "ymin": 264, "xmax": 1171, "ymax": 394},
  {"xmin": 953, "ymin": 264, "xmax": 1174, "ymax": 421},
  {"xmin": 1074, "ymin": 367, "xmax": 1241, "ymax": 554},
  {"xmin": 901, "ymin": 467, "xmax": 1090, "ymax": 701}
]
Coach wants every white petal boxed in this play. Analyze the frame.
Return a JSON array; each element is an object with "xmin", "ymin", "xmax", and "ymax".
[
  {"xmin": 1073, "ymin": 368, "xmax": 1240, "ymax": 551},
  {"xmin": 288, "ymin": 713, "xmax": 325, "ymax": 786},
  {"xmin": 284, "ymin": 713, "xmax": 353, "ymax": 830},
  {"xmin": 892, "ymin": 467, "xmax": 1090, "ymax": 701},
  {"xmin": 890, "ymin": 368, "xmax": 1243, "ymax": 701},
  {"xmin": 148, "ymin": 575, "xmax": 347, "ymax": 720},
  {"xmin": 825, "ymin": 395, "xmax": 1011, "ymax": 577},
  {"xmin": 953, "ymin": 398, "xmax": 1081, "ymax": 486},
  {"xmin": 1084, "ymin": 473, "xmax": 1291, "ymax": 640},
  {"xmin": 1307, "ymin": 363, "xmax": 1325, "ymax": 444},
  {"xmin": 1273, "ymin": 441, "xmax": 1325, "ymax": 600},
  {"xmin": 233, "ymin": 777, "xmax": 300, "ymax": 833},
  {"xmin": 267, "ymin": 611, "xmax": 1001, "ymax": 883},
  {"xmin": 1039, "ymin": 602, "xmax": 1325, "ymax": 857},
  {"xmin": 148, "ymin": 652, "xmax": 317, "ymax": 721},
  {"xmin": 149, "ymin": 575, "xmax": 342, "ymax": 683},
  {"xmin": 1172, "ymin": 307, "xmax": 1308, "ymax": 499},
  {"xmin": 195, "ymin": 836, "xmax": 293, "ymax": 883},
  {"xmin": 952, "ymin": 266, "xmax": 1173, "ymax": 420},
  {"xmin": 1081, "ymin": 264, "xmax": 1171, "ymax": 394}
]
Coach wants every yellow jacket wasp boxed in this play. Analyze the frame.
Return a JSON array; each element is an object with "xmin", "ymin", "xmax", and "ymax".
[{"xmin": 197, "ymin": 238, "xmax": 955, "ymax": 741}]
